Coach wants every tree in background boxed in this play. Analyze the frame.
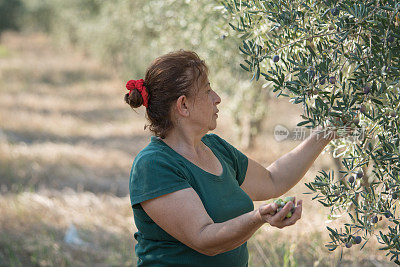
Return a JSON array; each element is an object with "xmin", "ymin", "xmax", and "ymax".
[
  {"xmin": 17, "ymin": 0, "xmax": 272, "ymax": 149},
  {"xmin": 0, "ymin": 0, "xmax": 22, "ymax": 35},
  {"xmin": 222, "ymin": 0, "xmax": 400, "ymax": 263}
]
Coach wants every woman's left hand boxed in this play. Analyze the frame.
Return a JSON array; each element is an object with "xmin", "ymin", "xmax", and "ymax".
[{"xmin": 258, "ymin": 198, "xmax": 303, "ymax": 229}]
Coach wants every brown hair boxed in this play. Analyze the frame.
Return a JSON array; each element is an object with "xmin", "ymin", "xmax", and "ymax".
[{"xmin": 125, "ymin": 50, "xmax": 209, "ymax": 139}]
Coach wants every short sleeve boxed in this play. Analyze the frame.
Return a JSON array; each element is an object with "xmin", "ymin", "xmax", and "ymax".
[
  {"xmin": 129, "ymin": 153, "xmax": 192, "ymax": 208},
  {"xmin": 207, "ymin": 134, "xmax": 248, "ymax": 186}
]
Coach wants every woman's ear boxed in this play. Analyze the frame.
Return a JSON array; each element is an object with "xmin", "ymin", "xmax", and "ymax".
[{"xmin": 175, "ymin": 95, "xmax": 190, "ymax": 117}]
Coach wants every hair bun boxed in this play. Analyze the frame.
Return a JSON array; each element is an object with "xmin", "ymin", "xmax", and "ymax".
[
  {"xmin": 126, "ymin": 79, "xmax": 149, "ymax": 108},
  {"xmin": 125, "ymin": 89, "xmax": 144, "ymax": 108}
]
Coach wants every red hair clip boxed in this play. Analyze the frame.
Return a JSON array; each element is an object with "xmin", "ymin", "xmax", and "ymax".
[{"xmin": 126, "ymin": 79, "xmax": 149, "ymax": 108}]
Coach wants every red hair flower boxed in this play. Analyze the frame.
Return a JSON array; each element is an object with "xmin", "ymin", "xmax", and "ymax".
[{"xmin": 126, "ymin": 79, "xmax": 149, "ymax": 108}]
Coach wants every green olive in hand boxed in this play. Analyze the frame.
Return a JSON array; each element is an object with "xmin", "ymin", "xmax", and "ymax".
[
  {"xmin": 284, "ymin": 196, "xmax": 294, "ymax": 203},
  {"xmin": 272, "ymin": 197, "xmax": 296, "ymax": 218}
]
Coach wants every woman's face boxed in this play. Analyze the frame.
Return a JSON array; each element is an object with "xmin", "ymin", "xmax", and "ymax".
[{"xmin": 188, "ymin": 75, "xmax": 221, "ymax": 132}]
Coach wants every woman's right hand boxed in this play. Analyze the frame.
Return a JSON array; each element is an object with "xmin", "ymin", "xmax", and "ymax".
[{"xmin": 257, "ymin": 199, "xmax": 302, "ymax": 229}]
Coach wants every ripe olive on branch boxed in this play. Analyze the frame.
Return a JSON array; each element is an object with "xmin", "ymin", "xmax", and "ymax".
[
  {"xmin": 331, "ymin": 7, "xmax": 339, "ymax": 16},
  {"xmin": 353, "ymin": 236, "xmax": 362, "ymax": 244}
]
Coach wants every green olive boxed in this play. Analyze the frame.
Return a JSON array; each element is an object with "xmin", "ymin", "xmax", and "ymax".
[
  {"xmin": 284, "ymin": 196, "xmax": 294, "ymax": 203},
  {"xmin": 273, "ymin": 197, "xmax": 296, "ymax": 216}
]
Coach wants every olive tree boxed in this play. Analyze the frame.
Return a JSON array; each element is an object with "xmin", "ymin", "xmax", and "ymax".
[
  {"xmin": 0, "ymin": 0, "xmax": 22, "ymax": 35},
  {"xmin": 221, "ymin": 0, "xmax": 400, "ymax": 264}
]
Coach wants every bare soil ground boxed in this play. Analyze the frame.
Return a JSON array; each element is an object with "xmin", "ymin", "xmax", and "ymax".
[{"xmin": 0, "ymin": 31, "xmax": 393, "ymax": 266}]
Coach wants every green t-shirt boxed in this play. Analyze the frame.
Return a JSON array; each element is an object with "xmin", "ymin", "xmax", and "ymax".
[{"xmin": 129, "ymin": 133, "xmax": 253, "ymax": 267}]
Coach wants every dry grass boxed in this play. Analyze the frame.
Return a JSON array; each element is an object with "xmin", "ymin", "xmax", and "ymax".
[
  {"xmin": 0, "ymin": 190, "xmax": 135, "ymax": 266},
  {"xmin": 0, "ymin": 31, "xmax": 393, "ymax": 266}
]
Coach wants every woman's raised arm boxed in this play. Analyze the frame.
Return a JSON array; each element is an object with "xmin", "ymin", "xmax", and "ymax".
[
  {"xmin": 239, "ymin": 131, "xmax": 332, "ymax": 202},
  {"xmin": 266, "ymin": 131, "xmax": 332, "ymax": 197}
]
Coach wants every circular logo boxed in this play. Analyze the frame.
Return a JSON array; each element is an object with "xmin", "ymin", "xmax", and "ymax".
[{"xmin": 274, "ymin": 125, "xmax": 289, "ymax": 142}]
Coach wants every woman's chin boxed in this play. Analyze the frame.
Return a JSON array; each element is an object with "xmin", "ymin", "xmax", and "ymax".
[{"xmin": 210, "ymin": 122, "xmax": 217, "ymax": 130}]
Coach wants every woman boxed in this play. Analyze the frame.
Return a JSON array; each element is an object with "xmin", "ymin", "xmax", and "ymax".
[{"xmin": 125, "ymin": 50, "xmax": 335, "ymax": 266}]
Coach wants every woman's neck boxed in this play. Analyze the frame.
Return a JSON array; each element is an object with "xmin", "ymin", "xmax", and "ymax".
[{"xmin": 161, "ymin": 131, "xmax": 207, "ymax": 159}]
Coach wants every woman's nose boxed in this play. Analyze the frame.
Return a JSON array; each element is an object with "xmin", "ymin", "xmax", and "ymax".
[{"xmin": 214, "ymin": 92, "xmax": 221, "ymax": 104}]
